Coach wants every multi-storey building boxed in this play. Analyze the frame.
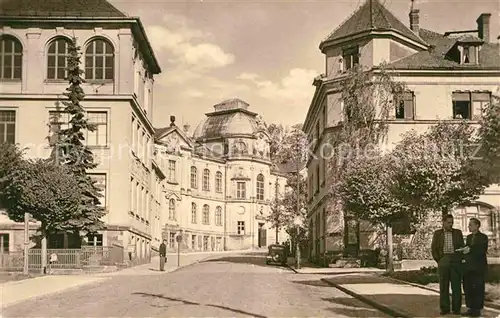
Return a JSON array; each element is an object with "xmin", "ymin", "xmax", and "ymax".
[
  {"xmin": 0, "ymin": 0, "xmax": 161, "ymax": 262},
  {"xmin": 152, "ymin": 98, "xmax": 289, "ymax": 251},
  {"xmin": 303, "ymin": 0, "xmax": 500, "ymax": 259}
]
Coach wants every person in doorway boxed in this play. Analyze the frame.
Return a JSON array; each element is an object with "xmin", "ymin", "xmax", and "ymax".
[
  {"xmin": 159, "ymin": 239, "xmax": 167, "ymax": 271},
  {"xmin": 431, "ymin": 214, "xmax": 465, "ymax": 315},
  {"xmin": 461, "ymin": 218, "xmax": 488, "ymax": 317}
]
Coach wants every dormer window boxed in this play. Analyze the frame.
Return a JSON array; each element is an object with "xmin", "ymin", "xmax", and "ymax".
[
  {"xmin": 342, "ymin": 46, "xmax": 359, "ymax": 71},
  {"xmin": 461, "ymin": 45, "xmax": 478, "ymax": 64},
  {"xmin": 445, "ymin": 36, "xmax": 482, "ymax": 65}
]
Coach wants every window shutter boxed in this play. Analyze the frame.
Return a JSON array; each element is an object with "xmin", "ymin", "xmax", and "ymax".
[
  {"xmin": 452, "ymin": 92, "xmax": 470, "ymax": 101},
  {"xmin": 404, "ymin": 98, "xmax": 414, "ymax": 119},
  {"xmin": 472, "ymin": 92, "xmax": 491, "ymax": 101}
]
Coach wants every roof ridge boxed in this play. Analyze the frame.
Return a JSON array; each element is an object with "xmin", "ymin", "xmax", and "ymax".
[{"xmin": 321, "ymin": 0, "xmax": 368, "ymax": 43}]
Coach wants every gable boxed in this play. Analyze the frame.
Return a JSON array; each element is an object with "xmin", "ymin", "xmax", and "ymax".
[{"xmin": 156, "ymin": 129, "xmax": 192, "ymax": 153}]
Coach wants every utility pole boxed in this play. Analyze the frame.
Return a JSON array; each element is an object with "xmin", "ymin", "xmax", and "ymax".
[
  {"xmin": 23, "ymin": 212, "xmax": 30, "ymax": 275},
  {"xmin": 275, "ymin": 177, "xmax": 279, "ymax": 244},
  {"xmin": 295, "ymin": 133, "xmax": 302, "ymax": 270}
]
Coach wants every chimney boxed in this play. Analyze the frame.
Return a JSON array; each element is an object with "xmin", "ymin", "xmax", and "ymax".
[
  {"xmin": 409, "ymin": 9, "xmax": 420, "ymax": 35},
  {"xmin": 409, "ymin": 0, "xmax": 419, "ymax": 35},
  {"xmin": 477, "ymin": 13, "xmax": 491, "ymax": 43},
  {"xmin": 170, "ymin": 115, "xmax": 176, "ymax": 127}
]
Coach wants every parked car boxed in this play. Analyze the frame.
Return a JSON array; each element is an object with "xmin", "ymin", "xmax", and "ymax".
[{"xmin": 266, "ymin": 244, "xmax": 288, "ymax": 266}]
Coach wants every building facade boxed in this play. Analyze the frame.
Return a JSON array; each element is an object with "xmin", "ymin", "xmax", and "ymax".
[
  {"xmin": 152, "ymin": 98, "xmax": 289, "ymax": 252},
  {"xmin": 0, "ymin": 0, "xmax": 161, "ymax": 263},
  {"xmin": 303, "ymin": 0, "xmax": 500, "ymax": 259}
]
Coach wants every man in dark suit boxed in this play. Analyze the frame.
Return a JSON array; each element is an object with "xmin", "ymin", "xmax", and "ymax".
[
  {"xmin": 431, "ymin": 214, "xmax": 465, "ymax": 315},
  {"xmin": 461, "ymin": 218, "xmax": 488, "ymax": 317},
  {"xmin": 159, "ymin": 239, "xmax": 167, "ymax": 271}
]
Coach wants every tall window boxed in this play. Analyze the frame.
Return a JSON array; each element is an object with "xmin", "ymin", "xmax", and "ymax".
[
  {"xmin": 0, "ymin": 35, "xmax": 22, "ymax": 80},
  {"xmin": 342, "ymin": 46, "xmax": 359, "ymax": 71},
  {"xmin": 49, "ymin": 111, "xmax": 108, "ymax": 146},
  {"xmin": 88, "ymin": 173, "xmax": 106, "ymax": 206},
  {"xmin": 190, "ymin": 166, "xmax": 197, "ymax": 189},
  {"xmin": 395, "ymin": 92, "xmax": 415, "ymax": 120},
  {"xmin": 202, "ymin": 205, "xmax": 210, "ymax": 224},
  {"xmin": 202, "ymin": 169, "xmax": 210, "ymax": 191},
  {"xmin": 237, "ymin": 221, "xmax": 245, "ymax": 235},
  {"xmin": 0, "ymin": 110, "xmax": 15, "ymax": 144},
  {"xmin": 191, "ymin": 203, "xmax": 197, "ymax": 224},
  {"xmin": 86, "ymin": 112, "xmax": 108, "ymax": 146},
  {"xmin": 215, "ymin": 206, "xmax": 222, "ymax": 226},
  {"xmin": 256, "ymin": 174, "xmax": 265, "ymax": 200},
  {"xmin": 237, "ymin": 182, "xmax": 246, "ymax": 199},
  {"xmin": 169, "ymin": 198, "xmax": 176, "ymax": 220},
  {"xmin": 215, "ymin": 171, "xmax": 223, "ymax": 193},
  {"xmin": 0, "ymin": 234, "xmax": 9, "ymax": 253},
  {"xmin": 168, "ymin": 160, "xmax": 176, "ymax": 183},
  {"xmin": 47, "ymin": 38, "xmax": 70, "ymax": 80},
  {"xmin": 85, "ymin": 39, "xmax": 114, "ymax": 81}
]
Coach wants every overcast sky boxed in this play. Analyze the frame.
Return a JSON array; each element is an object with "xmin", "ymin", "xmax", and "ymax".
[{"xmin": 109, "ymin": 0, "xmax": 500, "ymax": 130}]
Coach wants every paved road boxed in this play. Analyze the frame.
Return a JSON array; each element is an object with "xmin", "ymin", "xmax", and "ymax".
[{"xmin": 2, "ymin": 252, "xmax": 388, "ymax": 317}]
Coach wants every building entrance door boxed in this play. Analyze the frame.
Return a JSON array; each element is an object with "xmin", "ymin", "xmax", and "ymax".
[{"xmin": 258, "ymin": 223, "xmax": 267, "ymax": 247}]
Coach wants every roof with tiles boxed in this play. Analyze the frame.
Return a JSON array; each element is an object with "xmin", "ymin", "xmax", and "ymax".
[
  {"xmin": 387, "ymin": 28, "xmax": 500, "ymax": 70},
  {"xmin": 0, "ymin": 0, "xmax": 126, "ymax": 17},
  {"xmin": 321, "ymin": 0, "xmax": 427, "ymax": 48}
]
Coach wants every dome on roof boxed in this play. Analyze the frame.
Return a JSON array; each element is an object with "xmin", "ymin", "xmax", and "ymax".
[{"xmin": 192, "ymin": 98, "xmax": 267, "ymax": 140}]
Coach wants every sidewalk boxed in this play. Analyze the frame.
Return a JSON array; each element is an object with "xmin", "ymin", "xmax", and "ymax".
[
  {"xmin": 0, "ymin": 275, "xmax": 109, "ymax": 308},
  {"xmin": 321, "ymin": 273, "xmax": 500, "ymax": 317},
  {"xmin": 95, "ymin": 249, "xmax": 254, "ymax": 276},
  {"xmin": 288, "ymin": 257, "xmax": 384, "ymax": 275}
]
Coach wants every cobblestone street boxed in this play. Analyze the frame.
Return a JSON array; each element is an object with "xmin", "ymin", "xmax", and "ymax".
[{"xmin": 2, "ymin": 253, "xmax": 387, "ymax": 317}]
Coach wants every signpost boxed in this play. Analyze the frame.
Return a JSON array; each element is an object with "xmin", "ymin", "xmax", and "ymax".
[{"xmin": 176, "ymin": 232, "xmax": 182, "ymax": 267}]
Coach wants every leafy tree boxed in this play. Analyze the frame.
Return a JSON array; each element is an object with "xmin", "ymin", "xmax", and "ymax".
[
  {"xmin": 51, "ymin": 37, "xmax": 106, "ymax": 234},
  {"xmin": 392, "ymin": 121, "xmax": 487, "ymax": 216},
  {"xmin": 267, "ymin": 123, "xmax": 286, "ymax": 165},
  {"xmin": 0, "ymin": 143, "xmax": 24, "ymax": 197},
  {"xmin": 266, "ymin": 189, "xmax": 287, "ymax": 244},
  {"xmin": 2, "ymin": 159, "xmax": 81, "ymax": 235},
  {"xmin": 477, "ymin": 93, "xmax": 500, "ymax": 183}
]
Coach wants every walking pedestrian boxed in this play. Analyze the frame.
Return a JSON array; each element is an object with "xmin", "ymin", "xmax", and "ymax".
[
  {"xmin": 461, "ymin": 218, "xmax": 488, "ymax": 317},
  {"xmin": 431, "ymin": 214, "xmax": 465, "ymax": 315},
  {"xmin": 159, "ymin": 239, "xmax": 167, "ymax": 271}
]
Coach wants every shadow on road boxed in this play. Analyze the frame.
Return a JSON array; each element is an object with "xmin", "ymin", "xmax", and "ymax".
[
  {"xmin": 201, "ymin": 253, "xmax": 291, "ymax": 270},
  {"xmin": 322, "ymin": 297, "xmax": 388, "ymax": 317},
  {"xmin": 133, "ymin": 292, "xmax": 267, "ymax": 318}
]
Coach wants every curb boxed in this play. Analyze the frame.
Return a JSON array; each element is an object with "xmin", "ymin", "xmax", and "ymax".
[
  {"xmin": 1, "ymin": 276, "xmax": 110, "ymax": 308},
  {"xmin": 383, "ymin": 276, "xmax": 500, "ymax": 312},
  {"xmin": 320, "ymin": 278, "xmax": 411, "ymax": 318}
]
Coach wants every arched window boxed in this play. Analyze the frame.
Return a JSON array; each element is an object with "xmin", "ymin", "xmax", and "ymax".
[
  {"xmin": 202, "ymin": 204, "xmax": 210, "ymax": 224},
  {"xmin": 47, "ymin": 37, "xmax": 70, "ymax": 80},
  {"xmin": 256, "ymin": 174, "xmax": 265, "ymax": 200},
  {"xmin": 85, "ymin": 38, "xmax": 114, "ymax": 80},
  {"xmin": 0, "ymin": 35, "xmax": 22, "ymax": 80},
  {"xmin": 215, "ymin": 171, "xmax": 223, "ymax": 193},
  {"xmin": 202, "ymin": 169, "xmax": 210, "ymax": 191},
  {"xmin": 190, "ymin": 166, "xmax": 197, "ymax": 189},
  {"xmin": 191, "ymin": 202, "xmax": 197, "ymax": 224},
  {"xmin": 215, "ymin": 206, "xmax": 222, "ymax": 226},
  {"xmin": 168, "ymin": 198, "xmax": 176, "ymax": 220}
]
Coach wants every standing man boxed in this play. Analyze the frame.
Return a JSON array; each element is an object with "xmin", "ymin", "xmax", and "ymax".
[
  {"xmin": 159, "ymin": 239, "xmax": 167, "ymax": 271},
  {"xmin": 461, "ymin": 218, "xmax": 488, "ymax": 317},
  {"xmin": 431, "ymin": 214, "xmax": 465, "ymax": 315}
]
